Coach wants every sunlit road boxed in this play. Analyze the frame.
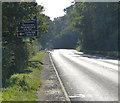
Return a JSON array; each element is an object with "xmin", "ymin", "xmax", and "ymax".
[{"xmin": 50, "ymin": 49, "xmax": 118, "ymax": 101}]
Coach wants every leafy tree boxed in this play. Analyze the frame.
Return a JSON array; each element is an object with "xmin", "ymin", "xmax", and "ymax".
[
  {"xmin": 70, "ymin": 2, "xmax": 118, "ymax": 51},
  {"xmin": 39, "ymin": 2, "xmax": 118, "ymax": 57},
  {"xmin": 2, "ymin": 2, "xmax": 47, "ymax": 85}
]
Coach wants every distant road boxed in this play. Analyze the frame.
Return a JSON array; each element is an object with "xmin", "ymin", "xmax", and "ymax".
[{"xmin": 50, "ymin": 49, "xmax": 118, "ymax": 101}]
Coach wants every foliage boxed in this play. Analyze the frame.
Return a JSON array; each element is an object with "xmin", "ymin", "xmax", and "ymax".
[
  {"xmin": 2, "ymin": 2, "xmax": 48, "ymax": 86},
  {"xmin": 70, "ymin": 2, "xmax": 118, "ymax": 52},
  {"xmin": 76, "ymin": 45, "xmax": 82, "ymax": 51},
  {"xmin": 0, "ymin": 92, "xmax": 1, "ymax": 102},
  {"xmin": 40, "ymin": 2, "xmax": 118, "ymax": 57},
  {"xmin": 38, "ymin": 16, "xmax": 55, "ymax": 49},
  {"xmin": 2, "ymin": 52, "xmax": 45, "ymax": 101},
  {"xmin": 29, "ymin": 51, "xmax": 45, "ymax": 62},
  {"xmin": 39, "ymin": 5, "xmax": 79, "ymax": 49}
]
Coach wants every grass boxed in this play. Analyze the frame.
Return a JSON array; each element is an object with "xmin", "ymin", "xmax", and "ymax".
[
  {"xmin": 2, "ymin": 51, "xmax": 45, "ymax": 101},
  {"xmin": 76, "ymin": 46, "xmax": 119, "ymax": 58},
  {"xmin": 83, "ymin": 50, "xmax": 119, "ymax": 58},
  {"xmin": 76, "ymin": 46, "xmax": 81, "ymax": 51},
  {"xmin": 29, "ymin": 52, "xmax": 45, "ymax": 62},
  {"xmin": 0, "ymin": 92, "xmax": 2, "ymax": 103}
]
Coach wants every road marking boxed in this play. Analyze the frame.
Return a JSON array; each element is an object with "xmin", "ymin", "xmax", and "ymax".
[
  {"xmin": 69, "ymin": 93, "xmax": 92, "ymax": 99},
  {"xmin": 49, "ymin": 52, "xmax": 71, "ymax": 102},
  {"xmin": 69, "ymin": 94, "xmax": 85, "ymax": 98}
]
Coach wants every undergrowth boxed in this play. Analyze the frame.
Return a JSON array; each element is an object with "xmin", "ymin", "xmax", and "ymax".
[
  {"xmin": 2, "ymin": 52, "xmax": 45, "ymax": 101},
  {"xmin": 76, "ymin": 46, "xmax": 119, "ymax": 58}
]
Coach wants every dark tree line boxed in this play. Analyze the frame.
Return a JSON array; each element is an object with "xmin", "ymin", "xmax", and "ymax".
[{"xmin": 71, "ymin": 2, "xmax": 118, "ymax": 52}]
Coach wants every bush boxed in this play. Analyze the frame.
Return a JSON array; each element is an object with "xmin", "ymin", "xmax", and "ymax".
[{"xmin": 2, "ymin": 52, "xmax": 45, "ymax": 101}]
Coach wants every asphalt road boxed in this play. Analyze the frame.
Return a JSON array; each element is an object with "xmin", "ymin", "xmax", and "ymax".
[{"xmin": 50, "ymin": 49, "xmax": 118, "ymax": 101}]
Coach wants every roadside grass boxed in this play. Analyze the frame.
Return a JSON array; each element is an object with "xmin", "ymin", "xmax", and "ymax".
[
  {"xmin": 76, "ymin": 46, "xmax": 119, "ymax": 58},
  {"xmin": 2, "ymin": 51, "xmax": 45, "ymax": 101},
  {"xmin": 0, "ymin": 92, "xmax": 2, "ymax": 103},
  {"xmin": 83, "ymin": 50, "xmax": 119, "ymax": 58},
  {"xmin": 76, "ymin": 46, "xmax": 81, "ymax": 51},
  {"xmin": 29, "ymin": 52, "xmax": 45, "ymax": 62}
]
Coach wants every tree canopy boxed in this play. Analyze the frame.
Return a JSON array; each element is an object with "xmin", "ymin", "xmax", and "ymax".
[{"xmin": 39, "ymin": 2, "xmax": 118, "ymax": 53}]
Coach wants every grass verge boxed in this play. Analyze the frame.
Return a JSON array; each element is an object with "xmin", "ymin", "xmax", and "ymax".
[
  {"xmin": 2, "ymin": 51, "xmax": 45, "ymax": 101},
  {"xmin": 76, "ymin": 46, "xmax": 119, "ymax": 58},
  {"xmin": 0, "ymin": 92, "xmax": 2, "ymax": 103},
  {"xmin": 83, "ymin": 50, "xmax": 119, "ymax": 58}
]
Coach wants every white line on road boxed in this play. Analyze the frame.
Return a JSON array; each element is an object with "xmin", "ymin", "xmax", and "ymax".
[{"xmin": 49, "ymin": 52, "xmax": 71, "ymax": 102}]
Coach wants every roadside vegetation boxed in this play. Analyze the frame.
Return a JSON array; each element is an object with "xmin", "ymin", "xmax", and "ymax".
[
  {"xmin": 39, "ymin": 2, "xmax": 118, "ymax": 58},
  {"xmin": 0, "ymin": 92, "xmax": 1, "ymax": 103},
  {"xmin": 76, "ymin": 47, "xmax": 118, "ymax": 58},
  {"xmin": 2, "ymin": 2, "xmax": 47, "ymax": 101},
  {"xmin": 1, "ymin": 1, "xmax": 119, "ymax": 102},
  {"xmin": 2, "ymin": 52, "xmax": 45, "ymax": 101}
]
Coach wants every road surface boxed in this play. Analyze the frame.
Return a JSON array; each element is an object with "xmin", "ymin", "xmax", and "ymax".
[{"xmin": 50, "ymin": 49, "xmax": 118, "ymax": 101}]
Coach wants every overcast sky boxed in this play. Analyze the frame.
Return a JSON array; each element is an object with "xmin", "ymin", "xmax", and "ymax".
[{"xmin": 36, "ymin": 0, "xmax": 74, "ymax": 20}]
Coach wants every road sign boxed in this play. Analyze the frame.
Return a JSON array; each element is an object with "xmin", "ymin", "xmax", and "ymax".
[
  {"xmin": 18, "ymin": 31, "xmax": 37, "ymax": 37},
  {"xmin": 18, "ymin": 16, "xmax": 37, "ymax": 37}
]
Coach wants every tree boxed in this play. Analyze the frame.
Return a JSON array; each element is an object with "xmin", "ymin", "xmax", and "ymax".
[
  {"xmin": 2, "ymin": 2, "xmax": 47, "ymax": 85},
  {"xmin": 70, "ymin": 2, "xmax": 118, "ymax": 51}
]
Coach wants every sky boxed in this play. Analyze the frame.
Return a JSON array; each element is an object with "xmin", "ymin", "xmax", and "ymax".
[{"xmin": 36, "ymin": 0, "xmax": 74, "ymax": 20}]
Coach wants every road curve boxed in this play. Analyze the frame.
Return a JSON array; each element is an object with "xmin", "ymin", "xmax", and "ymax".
[{"xmin": 50, "ymin": 49, "xmax": 118, "ymax": 101}]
